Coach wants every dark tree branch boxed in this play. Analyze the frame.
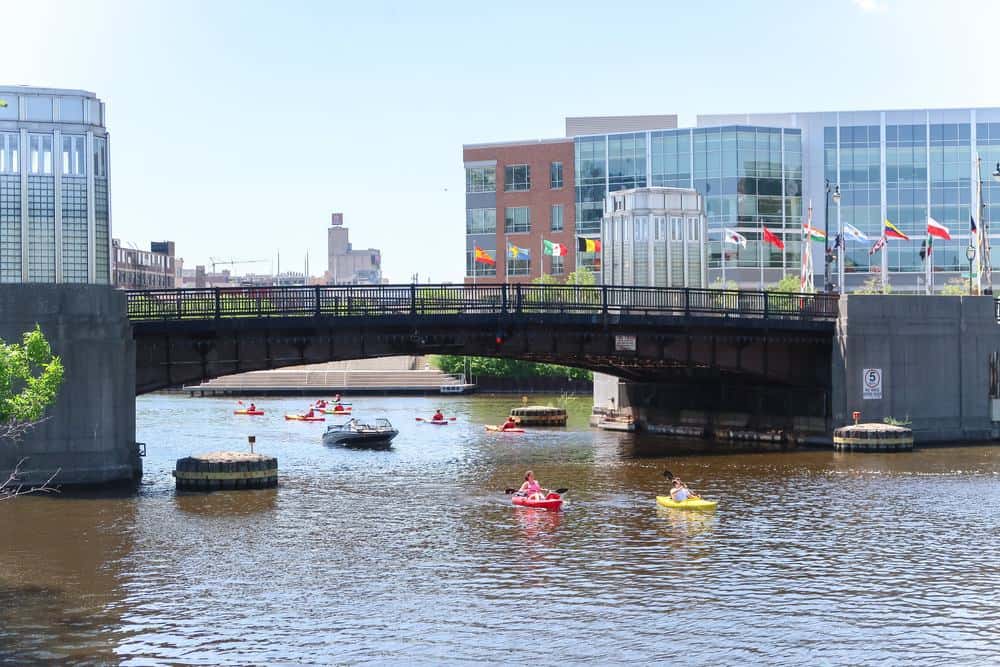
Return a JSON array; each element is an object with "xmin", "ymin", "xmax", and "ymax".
[{"xmin": 0, "ymin": 457, "xmax": 60, "ymax": 501}]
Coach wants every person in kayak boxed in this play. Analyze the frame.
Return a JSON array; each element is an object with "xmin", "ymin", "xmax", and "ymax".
[
  {"xmin": 669, "ymin": 478, "xmax": 693, "ymax": 502},
  {"xmin": 333, "ymin": 403, "xmax": 346, "ymax": 413},
  {"xmin": 500, "ymin": 416, "xmax": 518, "ymax": 431},
  {"xmin": 432, "ymin": 409, "xmax": 445, "ymax": 421},
  {"xmin": 248, "ymin": 403, "xmax": 257, "ymax": 412},
  {"xmin": 517, "ymin": 470, "xmax": 547, "ymax": 501},
  {"xmin": 304, "ymin": 407, "xmax": 316, "ymax": 418},
  {"xmin": 316, "ymin": 399, "xmax": 327, "ymax": 409},
  {"xmin": 334, "ymin": 393, "xmax": 342, "ymax": 403}
]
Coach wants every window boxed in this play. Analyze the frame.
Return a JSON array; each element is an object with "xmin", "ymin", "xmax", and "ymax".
[
  {"xmin": 466, "ymin": 208, "xmax": 496, "ymax": 234},
  {"xmin": 93, "ymin": 138, "xmax": 107, "ymax": 178},
  {"xmin": 62, "ymin": 135, "xmax": 86, "ymax": 176},
  {"xmin": 58, "ymin": 97, "xmax": 85, "ymax": 123},
  {"xmin": 507, "ymin": 257, "xmax": 530, "ymax": 276},
  {"xmin": 551, "ymin": 255, "xmax": 565, "ymax": 275},
  {"xmin": 504, "ymin": 206, "xmax": 530, "ymax": 233},
  {"xmin": 551, "ymin": 204, "xmax": 563, "ymax": 231},
  {"xmin": 0, "ymin": 133, "xmax": 18, "ymax": 174},
  {"xmin": 465, "ymin": 166, "xmax": 496, "ymax": 193},
  {"xmin": 504, "ymin": 164, "xmax": 530, "ymax": 192},
  {"xmin": 687, "ymin": 217, "xmax": 700, "ymax": 242},
  {"xmin": 654, "ymin": 216, "xmax": 665, "ymax": 241},
  {"xmin": 26, "ymin": 97, "xmax": 53, "ymax": 122},
  {"xmin": 29, "ymin": 134, "xmax": 53, "ymax": 175},
  {"xmin": 550, "ymin": 162, "xmax": 563, "ymax": 188},
  {"xmin": 670, "ymin": 217, "xmax": 682, "ymax": 241},
  {"xmin": 634, "ymin": 217, "xmax": 648, "ymax": 241}
]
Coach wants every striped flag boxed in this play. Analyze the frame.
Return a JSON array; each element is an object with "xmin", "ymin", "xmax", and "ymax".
[
  {"xmin": 927, "ymin": 217, "xmax": 951, "ymax": 240},
  {"xmin": 884, "ymin": 219, "xmax": 909, "ymax": 240},
  {"xmin": 869, "ymin": 236, "xmax": 887, "ymax": 256}
]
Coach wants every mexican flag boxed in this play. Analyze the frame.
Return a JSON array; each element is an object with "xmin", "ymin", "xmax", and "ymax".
[{"xmin": 543, "ymin": 239, "xmax": 568, "ymax": 256}]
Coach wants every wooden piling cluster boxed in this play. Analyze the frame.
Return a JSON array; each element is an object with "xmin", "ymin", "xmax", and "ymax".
[
  {"xmin": 173, "ymin": 451, "xmax": 278, "ymax": 491},
  {"xmin": 833, "ymin": 423, "xmax": 913, "ymax": 452},
  {"xmin": 510, "ymin": 406, "xmax": 568, "ymax": 426}
]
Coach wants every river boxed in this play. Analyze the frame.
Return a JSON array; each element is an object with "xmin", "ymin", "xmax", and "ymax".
[{"xmin": 1, "ymin": 394, "xmax": 998, "ymax": 665}]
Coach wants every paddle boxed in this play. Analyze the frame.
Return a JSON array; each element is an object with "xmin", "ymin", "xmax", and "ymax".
[
  {"xmin": 505, "ymin": 487, "xmax": 568, "ymax": 495},
  {"xmin": 415, "ymin": 417, "xmax": 458, "ymax": 422},
  {"xmin": 662, "ymin": 470, "xmax": 702, "ymax": 500}
]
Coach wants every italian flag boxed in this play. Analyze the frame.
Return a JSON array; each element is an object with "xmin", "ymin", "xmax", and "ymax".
[{"xmin": 543, "ymin": 239, "xmax": 568, "ymax": 256}]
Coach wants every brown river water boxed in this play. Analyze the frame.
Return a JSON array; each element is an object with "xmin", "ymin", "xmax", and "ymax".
[{"xmin": 1, "ymin": 394, "xmax": 998, "ymax": 665}]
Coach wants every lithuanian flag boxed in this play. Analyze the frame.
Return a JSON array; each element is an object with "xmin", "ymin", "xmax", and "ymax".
[
  {"xmin": 884, "ymin": 220, "xmax": 909, "ymax": 240},
  {"xmin": 474, "ymin": 246, "xmax": 495, "ymax": 266}
]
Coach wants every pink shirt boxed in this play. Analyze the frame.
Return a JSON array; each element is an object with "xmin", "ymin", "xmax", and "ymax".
[{"xmin": 523, "ymin": 480, "xmax": 542, "ymax": 494}]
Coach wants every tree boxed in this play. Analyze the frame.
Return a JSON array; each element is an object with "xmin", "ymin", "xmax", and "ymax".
[
  {"xmin": 1, "ymin": 325, "xmax": 65, "ymax": 500},
  {"xmin": 939, "ymin": 277, "xmax": 970, "ymax": 296},
  {"xmin": 564, "ymin": 267, "xmax": 596, "ymax": 286},
  {"xmin": 767, "ymin": 274, "xmax": 803, "ymax": 294},
  {"xmin": 709, "ymin": 277, "xmax": 739, "ymax": 291},
  {"xmin": 853, "ymin": 275, "xmax": 893, "ymax": 295},
  {"xmin": 532, "ymin": 274, "xmax": 559, "ymax": 285}
]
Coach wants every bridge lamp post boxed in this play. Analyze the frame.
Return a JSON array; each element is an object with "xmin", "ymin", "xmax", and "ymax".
[{"xmin": 824, "ymin": 179, "xmax": 841, "ymax": 293}]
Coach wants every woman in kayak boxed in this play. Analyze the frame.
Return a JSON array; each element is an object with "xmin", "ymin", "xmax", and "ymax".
[
  {"xmin": 518, "ymin": 470, "xmax": 547, "ymax": 501},
  {"xmin": 669, "ymin": 478, "xmax": 693, "ymax": 502},
  {"xmin": 432, "ymin": 409, "xmax": 445, "ymax": 421},
  {"xmin": 500, "ymin": 416, "xmax": 519, "ymax": 431}
]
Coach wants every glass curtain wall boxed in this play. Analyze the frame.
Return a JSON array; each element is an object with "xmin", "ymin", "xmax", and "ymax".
[
  {"xmin": 978, "ymin": 121, "xmax": 1000, "ymax": 271},
  {"xmin": 928, "ymin": 123, "xmax": 971, "ymax": 273}
]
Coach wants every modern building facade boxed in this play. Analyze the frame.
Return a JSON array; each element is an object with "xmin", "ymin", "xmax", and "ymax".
[
  {"xmin": 465, "ymin": 107, "xmax": 1000, "ymax": 292},
  {"xmin": 112, "ymin": 239, "xmax": 177, "ymax": 289},
  {"xmin": 601, "ymin": 187, "xmax": 707, "ymax": 288},
  {"xmin": 0, "ymin": 85, "xmax": 111, "ymax": 284},
  {"xmin": 326, "ymin": 212, "xmax": 382, "ymax": 285}
]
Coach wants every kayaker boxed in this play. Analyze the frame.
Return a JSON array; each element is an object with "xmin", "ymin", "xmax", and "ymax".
[
  {"xmin": 517, "ymin": 470, "xmax": 547, "ymax": 501},
  {"xmin": 316, "ymin": 399, "xmax": 327, "ymax": 409},
  {"xmin": 305, "ymin": 407, "xmax": 316, "ymax": 418},
  {"xmin": 432, "ymin": 409, "xmax": 445, "ymax": 421},
  {"xmin": 669, "ymin": 478, "xmax": 692, "ymax": 502},
  {"xmin": 500, "ymin": 416, "xmax": 518, "ymax": 431},
  {"xmin": 334, "ymin": 393, "xmax": 342, "ymax": 403},
  {"xmin": 248, "ymin": 403, "xmax": 256, "ymax": 412},
  {"xmin": 333, "ymin": 403, "xmax": 346, "ymax": 413}
]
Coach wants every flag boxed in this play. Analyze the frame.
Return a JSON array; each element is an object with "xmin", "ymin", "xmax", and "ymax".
[
  {"xmin": 473, "ymin": 246, "xmax": 495, "ymax": 266},
  {"xmin": 843, "ymin": 223, "xmax": 869, "ymax": 242},
  {"xmin": 577, "ymin": 237, "xmax": 601, "ymax": 253},
  {"xmin": 971, "ymin": 215, "xmax": 978, "ymax": 235},
  {"xmin": 762, "ymin": 226, "xmax": 784, "ymax": 250},
  {"xmin": 869, "ymin": 236, "xmax": 886, "ymax": 256},
  {"xmin": 723, "ymin": 228, "xmax": 747, "ymax": 248},
  {"xmin": 927, "ymin": 217, "xmax": 951, "ymax": 240},
  {"xmin": 833, "ymin": 233, "xmax": 844, "ymax": 250},
  {"xmin": 803, "ymin": 224, "xmax": 826, "ymax": 242},
  {"xmin": 542, "ymin": 239, "xmax": 568, "ymax": 256},
  {"xmin": 884, "ymin": 219, "xmax": 909, "ymax": 240},
  {"xmin": 507, "ymin": 243, "xmax": 530, "ymax": 260}
]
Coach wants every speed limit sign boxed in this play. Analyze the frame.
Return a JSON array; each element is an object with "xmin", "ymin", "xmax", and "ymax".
[{"xmin": 863, "ymin": 368, "xmax": 882, "ymax": 400}]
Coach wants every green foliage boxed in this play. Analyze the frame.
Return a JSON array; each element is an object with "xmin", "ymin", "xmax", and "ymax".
[
  {"xmin": 531, "ymin": 274, "xmax": 559, "ymax": 285},
  {"xmin": 883, "ymin": 415, "xmax": 912, "ymax": 427},
  {"xmin": 564, "ymin": 268, "xmax": 596, "ymax": 286},
  {"xmin": 938, "ymin": 277, "xmax": 970, "ymax": 296},
  {"xmin": 1, "ymin": 325, "xmax": 64, "ymax": 424},
  {"xmin": 709, "ymin": 277, "xmax": 739, "ymax": 291},
  {"xmin": 854, "ymin": 276, "xmax": 893, "ymax": 295},
  {"xmin": 430, "ymin": 355, "xmax": 592, "ymax": 381},
  {"xmin": 767, "ymin": 274, "xmax": 804, "ymax": 294}
]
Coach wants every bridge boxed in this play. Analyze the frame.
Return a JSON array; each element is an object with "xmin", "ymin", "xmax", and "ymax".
[{"xmin": 128, "ymin": 284, "xmax": 838, "ymax": 417}]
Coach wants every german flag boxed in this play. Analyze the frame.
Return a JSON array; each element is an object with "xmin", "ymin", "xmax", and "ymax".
[{"xmin": 577, "ymin": 237, "xmax": 602, "ymax": 252}]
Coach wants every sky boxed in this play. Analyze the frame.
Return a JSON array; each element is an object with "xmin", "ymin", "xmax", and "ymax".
[{"xmin": 2, "ymin": 0, "xmax": 997, "ymax": 283}]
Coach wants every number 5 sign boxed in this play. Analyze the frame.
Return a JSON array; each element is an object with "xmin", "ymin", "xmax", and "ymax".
[{"xmin": 863, "ymin": 368, "xmax": 882, "ymax": 400}]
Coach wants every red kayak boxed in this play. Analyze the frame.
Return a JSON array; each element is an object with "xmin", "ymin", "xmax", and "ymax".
[
  {"xmin": 512, "ymin": 492, "xmax": 563, "ymax": 511},
  {"xmin": 234, "ymin": 409, "xmax": 264, "ymax": 416}
]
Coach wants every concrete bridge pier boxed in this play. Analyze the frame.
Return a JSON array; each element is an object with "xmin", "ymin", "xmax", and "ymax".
[{"xmin": 0, "ymin": 285, "xmax": 140, "ymax": 486}]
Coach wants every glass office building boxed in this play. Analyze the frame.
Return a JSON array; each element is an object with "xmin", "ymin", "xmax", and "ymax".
[
  {"xmin": 576, "ymin": 126, "xmax": 803, "ymax": 286},
  {"xmin": 699, "ymin": 108, "xmax": 1000, "ymax": 292},
  {"xmin": 0, "ymin": 86, "xmax": 111, "ymax": 284}
]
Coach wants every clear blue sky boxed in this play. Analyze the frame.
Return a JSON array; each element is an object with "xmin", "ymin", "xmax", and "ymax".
[{"xmin": 3, "ymin": 0, "xmax": 994, "ymax": 282}]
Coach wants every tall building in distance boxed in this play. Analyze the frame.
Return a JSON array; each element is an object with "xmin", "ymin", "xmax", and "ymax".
[
  {"xmin": 0, "ymin": 85, "xmax": 111, "ymax": 284},
  {"xmin": 326, "ymin": 212, "xmax": 382, "ymax": 285},
  {"xmin": 464, "ymin": 107, "xmax": 1000, "ymax": 293},
  {"xmin": 112, "ymin": 239, "xmax": 177, "ymax": 289}
]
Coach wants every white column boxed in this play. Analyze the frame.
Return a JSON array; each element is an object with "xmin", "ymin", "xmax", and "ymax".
[
  {"xmin": 926, "ymin": 110, "xmax": 933, "ymax": 294},
  {"xmin": 86, "ymin": 132, "xmax": 96, "ymax": 283},
  {"xmin": 19, "ymin": 128, "xmax": 28, "ymax": 281},
  {"xmin": 53, "ymin": 130, "xmax": 62, "ymax": 282},
  {"xmin": 880, "ymin": 112, "xmax": 888, "ymax": 290}
]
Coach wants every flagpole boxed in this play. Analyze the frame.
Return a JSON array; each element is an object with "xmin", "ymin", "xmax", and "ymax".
[
  {"xmin": 881, "ymin": 226, "xmax": 888, "ymax": 294},
  {"xmin": 721, "ymin": 233, "xmax": 726, "ymax": 287},
  {"xmin": 759, "ymin": 221, "xmax": 764, "ymax": 291}
]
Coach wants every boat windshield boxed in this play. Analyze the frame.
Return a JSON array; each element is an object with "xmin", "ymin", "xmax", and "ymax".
[{"xmin": 375, "ymin": 418, "xmax": 392, "ymax": 429}]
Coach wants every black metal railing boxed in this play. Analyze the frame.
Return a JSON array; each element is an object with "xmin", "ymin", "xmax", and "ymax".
[{"xmin": 125, "ymin": 284, "xmax": 840, "ymax": 322}]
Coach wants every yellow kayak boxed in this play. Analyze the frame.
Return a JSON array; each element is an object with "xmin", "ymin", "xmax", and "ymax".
[{"xmin": 656, "ymin": 495, "xmax": 718, "ymax": 511}]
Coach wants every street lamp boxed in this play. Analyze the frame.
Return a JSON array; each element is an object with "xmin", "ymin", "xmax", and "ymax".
[
  {"xmin": 824, "ymin": 179, "xmax": 841, "ymax": 293},
  {"xmin": 967, "ymin": 244, "xmax": 976, "ymax": 296}
]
